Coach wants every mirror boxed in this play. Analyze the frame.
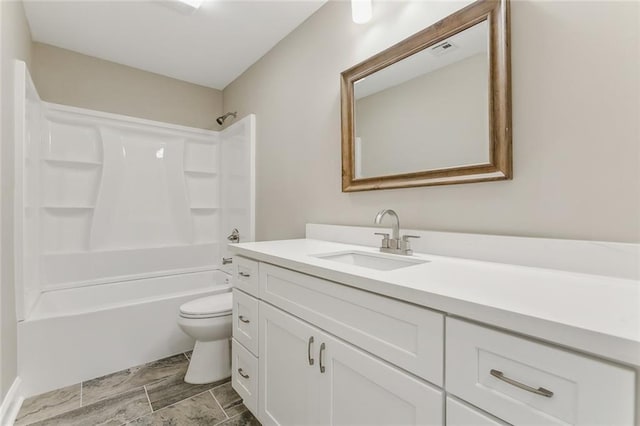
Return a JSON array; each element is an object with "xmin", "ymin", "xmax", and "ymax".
[{"xmin": 341, "ymin": 0, "xmax": 511, "ymax": 192}]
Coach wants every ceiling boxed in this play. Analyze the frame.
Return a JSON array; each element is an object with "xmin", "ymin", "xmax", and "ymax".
[{"xmin": 23, "ymin": 0, "xmax": 327, "ymax": 90}]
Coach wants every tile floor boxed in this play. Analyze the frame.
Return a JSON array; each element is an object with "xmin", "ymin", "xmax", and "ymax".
[{"xmin": 15, "ymin": 352, "xmax": 260, "ymax": 426}]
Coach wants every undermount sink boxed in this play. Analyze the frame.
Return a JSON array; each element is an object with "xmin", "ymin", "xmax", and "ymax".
[{"xmin": 312, "ymin": 250, "xmax": 428, "ymax": 271}]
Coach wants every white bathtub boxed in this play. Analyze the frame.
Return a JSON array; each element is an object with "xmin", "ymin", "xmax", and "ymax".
[{"xmin": 18, "ymin": 270, "xmax": 231, "ymax": 397}]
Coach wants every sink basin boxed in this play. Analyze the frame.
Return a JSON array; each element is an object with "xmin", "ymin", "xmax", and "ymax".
[{"xmin": 312, "ymin": 250, "xmax": 428, "ymax": 271}]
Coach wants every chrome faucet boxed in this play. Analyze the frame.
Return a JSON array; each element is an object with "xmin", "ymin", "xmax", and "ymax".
[
  {"xmin": 227, "ymin": 228, "xmax": 240, "ymax": 243},
  {"xmin": 373, "ymin": 209, "xmax": 419, "ymax": 255},
  {"xmin": 375, "ymin": 209, "xmax": 400, "ymax": 240}
]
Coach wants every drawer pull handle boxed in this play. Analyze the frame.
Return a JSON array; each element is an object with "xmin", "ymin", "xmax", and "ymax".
[
  {"xmin": 307, "ymin": 336, "xmax": 315, "ymax": 365},
  {"xmin": 238, "ymin": 368, "xmax": 250, "ymax": 379},
  {"xmin": 319, "ymin": 343, "xmax": 326, "ymax": 373},
  {"xmin": 490, "ymin": 369, "xmax": 554, "ymax": 398},
  {"xmin": 239, "ymin": 272, "xmax": 251, "ymax": 278},
  {"xmin": 239, "ymin": 315, "xmax": 250, "ymax": 323}
]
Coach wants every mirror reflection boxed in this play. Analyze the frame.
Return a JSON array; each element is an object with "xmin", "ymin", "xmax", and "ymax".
[{"xmin": 353, "ymin": 21, "xmax": 489, "ymax": 179}]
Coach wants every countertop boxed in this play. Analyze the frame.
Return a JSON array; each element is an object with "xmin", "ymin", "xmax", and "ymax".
[{"xmin": 229, "ymin": 238, "xmax": 640, "ymax": 367}]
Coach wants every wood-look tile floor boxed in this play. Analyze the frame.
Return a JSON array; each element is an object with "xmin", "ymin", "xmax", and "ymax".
[{"xmin": 15, "ymin": 352, "xmax": 260, "ymax": 426}]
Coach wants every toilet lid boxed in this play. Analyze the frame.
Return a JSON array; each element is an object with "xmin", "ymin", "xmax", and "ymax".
[{"xmin": 179, "ymin": 293, "xmax": 232, "ymax": 318}]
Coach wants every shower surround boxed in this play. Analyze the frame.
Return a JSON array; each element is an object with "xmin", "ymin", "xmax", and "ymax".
[{"xmin": 13, "ymin": 61, "xmax": 255, "ymax": 397}]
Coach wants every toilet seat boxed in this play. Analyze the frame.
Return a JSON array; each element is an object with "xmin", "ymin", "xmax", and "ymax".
[{"xmin": 179, "ymin": 293, "xmax": 232, "ymax": 319}]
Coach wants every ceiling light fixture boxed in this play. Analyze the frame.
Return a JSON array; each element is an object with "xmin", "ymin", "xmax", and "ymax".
[{"xmin": 352, "ymin": 0, "xmax": 372, "ymax": 24}]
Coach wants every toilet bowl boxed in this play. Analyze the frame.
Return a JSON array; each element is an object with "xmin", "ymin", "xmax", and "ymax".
[{"xmin": 178, "ymin": 292, "xmax": 233, "ymax": 384}]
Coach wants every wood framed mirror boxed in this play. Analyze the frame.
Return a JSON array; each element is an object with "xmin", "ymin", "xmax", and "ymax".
[{"xmin": 340, "ymin": 0, "xmax": 511, "ymax": 192}]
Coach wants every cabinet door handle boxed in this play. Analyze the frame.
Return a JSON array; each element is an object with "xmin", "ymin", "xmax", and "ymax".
[
  {"xmin": 238, "ymin": 315, "xmax": 250, "ymax": 323},
  {"xmin": 307, "ymin": 337, "xmax": 314, "ymax": 365},
  {"xmin": 239, "ymin": 271, "xmax": 251, "ymax": 278},
  {"xmin": 238, "ymin": 368, "xmax": 250, "ymax": 379},
  {"xmin": 319, "ymin": 343, "xmax": 326, "ymax": 373},
  {"xmin": 490, "ymin": 369, "xmax": 553, "ymax": 398}
]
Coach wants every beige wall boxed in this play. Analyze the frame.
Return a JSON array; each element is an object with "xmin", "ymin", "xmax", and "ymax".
[
  {"xmin": 31, "ymin": 43, "xmax": 223, "ymax": 130},
  {"xmin": 0, "ymin": 0, "xmax": 32, "ymax": 400},
  {"xmin": 224, "ymin": 0, "xmax": 640, "ymax": 243}
]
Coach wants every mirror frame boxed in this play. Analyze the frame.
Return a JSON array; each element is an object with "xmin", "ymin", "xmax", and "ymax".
[{"xmin": 340, "ymin": 0, "xmax": 511, "ymax": 192}]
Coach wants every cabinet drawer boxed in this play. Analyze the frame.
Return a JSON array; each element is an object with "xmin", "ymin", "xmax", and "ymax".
[
  {"xmin": 231, "ymin": 338, "xmax": 258, "ymax": 416},
  {"xmin": 259, "ymin": 263, "xmax": 444, "ymax": 385},
  {"xmin": 446, "ymin": 397, "xmax": 507, "ymax": 426},
  {"xmin": 446, "ymin": 318, "xmax": 636, "ymax": 425},
  {"xmin": 233, "ymin": 289, "xmax": 259, "ymax": 356},
  {"xmin": 233, "ymin": 256, "xmax": 259, "ymax": 296}
]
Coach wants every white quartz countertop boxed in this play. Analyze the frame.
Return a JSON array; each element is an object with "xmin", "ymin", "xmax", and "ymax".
[{"xmin": 229, "ymin": 238, "xmax": 640, "ymax": 367}]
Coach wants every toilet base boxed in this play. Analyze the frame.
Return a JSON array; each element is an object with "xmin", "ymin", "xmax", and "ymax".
[{"xmin": 184, "ymin": 338, "xmax": 231, "ymax": 384}]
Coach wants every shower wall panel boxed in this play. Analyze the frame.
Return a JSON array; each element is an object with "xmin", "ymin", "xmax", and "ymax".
[
  {"xmin": 36, "ymin": 105, "xmax": 221, "ymax": 290},
  {"xmin": 15, "ymin": 61, "xmax": 256, "ymax": 320},
  {"xmin": 219, "ymin": 114, "xmax": 255, "ymax": 270},
  {"xmin": 14, "ymin": 61, "xmax": 44, "ymax": 320}
]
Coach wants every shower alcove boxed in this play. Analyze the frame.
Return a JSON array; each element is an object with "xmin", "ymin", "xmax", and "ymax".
[{"xmin": 13, "ymin": 61, "xmax": 256, "ymax": 396}]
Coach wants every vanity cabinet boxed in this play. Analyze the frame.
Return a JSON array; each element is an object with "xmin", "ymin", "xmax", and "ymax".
[
  {"xmin": 259, "ymin": 302, "xmax": 443, "ymax": 426},
  {"xmin": 231, "ymin": 255, "xmax": 637, "ymax": 426}
]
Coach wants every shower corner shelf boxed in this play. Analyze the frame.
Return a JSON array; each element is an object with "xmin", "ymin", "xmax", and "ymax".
[
  {"xmin": 43, "ymin": 158, "xmax": 102, "ymax": 167},
  {"xmin": 184, "ymin": 168, "xmax": 217, "ymax": 176},
  {"xmin": 189, "ymin": 206, "xmax": 220, "ymax": 211},
  {"xmin": 42, "ymin": 205, "xmax": 95, "ymax": 210}
]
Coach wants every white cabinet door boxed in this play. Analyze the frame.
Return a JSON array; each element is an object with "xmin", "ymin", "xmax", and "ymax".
[
  {"xmin": 259, "ymin": 302, "xmax": 321, "ymax": 426},
  {"xmin": 316, "ymin": 329, "xmax": 443, "ymax": 426},
  {"xmin": 260, "ymin": 301, "xmax": 444, "ymax": 426}
]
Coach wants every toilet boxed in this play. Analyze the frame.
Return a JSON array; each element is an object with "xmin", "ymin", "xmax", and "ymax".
[{"xmin": 177, "ymin": 292, "xmax": 233, "ymax": 384}]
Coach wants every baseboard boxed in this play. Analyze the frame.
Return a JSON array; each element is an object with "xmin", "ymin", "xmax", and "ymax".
[{"xmin": 0, "ymin": 377, "xmax": 23, "ymax": 426}]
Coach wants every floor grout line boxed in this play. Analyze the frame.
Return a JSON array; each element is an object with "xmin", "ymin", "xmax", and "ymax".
[
  {"xmin": 217, "ymin": 410, "xmax": 245, "ymax": 425},
  {"xmin": 145, "ymin": 387, "xmax": 215, "ymax": 416},
  {"xmin": 210, "ymin": 390, "xmax": 229, "ymax": 420},
  {"xmin": 143, "ymin": 385, "xmax": 153, "ymax": 413},
  {"xmin": 79, "ymin": 382, "xmax": 83, "ymax": 407},
  {"xmin": 210, "ymin": 380, "xmax": 232, "ymax": 391}
]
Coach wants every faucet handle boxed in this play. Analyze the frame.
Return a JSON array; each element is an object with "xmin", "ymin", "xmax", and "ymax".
[
  {"xmin": 374, "ymin": 232, "xmax": 390, "ymax": 249},
  {"xmin": 401, "ymin": 235, "xmax": 419, "ymax": 255}
]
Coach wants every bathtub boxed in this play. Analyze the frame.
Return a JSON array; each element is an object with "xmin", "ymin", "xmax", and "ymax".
[{"xmin": 18, "ymin": 270, "xmax": 231, "ymax": 397}]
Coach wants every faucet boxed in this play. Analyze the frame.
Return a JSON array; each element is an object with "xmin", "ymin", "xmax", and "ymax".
[
  {"xmin": 374, "ymin": 209, "xmax": 400, "ymax": 240},
  {"xmin": 373, "ymin": 209, "xmax": 419, "ymax": 255},
  {"xmin": 227, "ymin": 228, "xmax": 240, "ymax": 243}
]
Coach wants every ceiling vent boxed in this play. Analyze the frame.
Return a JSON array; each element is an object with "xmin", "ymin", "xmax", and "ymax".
[{"xmin": 430, "ymin": 41, "xmax": 458, "ymax": 56}]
